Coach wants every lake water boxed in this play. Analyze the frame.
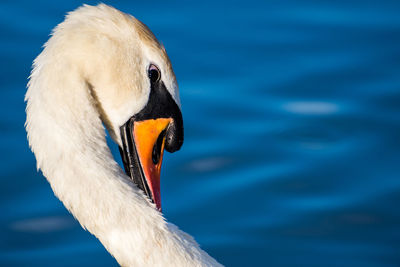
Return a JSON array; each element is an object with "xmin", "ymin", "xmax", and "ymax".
[{"xmin": 1, "ymin": 0, "xmax": 400, "ymax": 266}]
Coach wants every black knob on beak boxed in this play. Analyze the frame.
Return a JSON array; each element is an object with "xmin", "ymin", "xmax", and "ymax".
[{"xmin": 165, "ymin": 112, "xmax": 184, "ymax": 153}]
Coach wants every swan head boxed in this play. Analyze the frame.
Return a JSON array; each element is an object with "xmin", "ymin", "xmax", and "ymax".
[
  {"xmin": 52, "ymin": 4, "xmax": 184, "ymax": 210},
  {"xmin": 118, "ymin": 62, "xmax": 184, "ymax": 211}
]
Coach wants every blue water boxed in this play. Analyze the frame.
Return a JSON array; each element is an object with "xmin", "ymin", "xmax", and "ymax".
[{"xmin": 1, "ymin": 0, "xmax": 400, "ymax": 266}]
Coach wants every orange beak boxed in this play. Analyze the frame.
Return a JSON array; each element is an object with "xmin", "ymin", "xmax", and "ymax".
[{"xmin": 132, "ymin": 118, "xmax": 172, "ymax": 211}]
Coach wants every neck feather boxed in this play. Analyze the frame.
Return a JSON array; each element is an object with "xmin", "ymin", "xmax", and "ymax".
[{"xmin": 25, "ymin": 45, "xmax": 221, "ymax": 267}]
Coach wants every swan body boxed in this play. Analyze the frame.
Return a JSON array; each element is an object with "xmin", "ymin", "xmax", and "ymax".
[{"xmin": 25, "ymin": 4, "xmax": 221, "ymax": 266}]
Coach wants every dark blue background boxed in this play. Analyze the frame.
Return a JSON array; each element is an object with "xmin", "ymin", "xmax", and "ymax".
[{"xmin": 1, "ymin": 1, "xmax": 400, "ymax": 266}]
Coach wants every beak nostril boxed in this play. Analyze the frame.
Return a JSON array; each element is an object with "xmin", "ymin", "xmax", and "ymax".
[{"xmin": 152, "ymin": 129, "xmax": 166, "ymax": 165}]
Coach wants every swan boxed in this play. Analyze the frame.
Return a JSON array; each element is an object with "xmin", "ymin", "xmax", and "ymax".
[{"xmin": 25, "ymin": 4, "xmax": 222, "ymax": 266}]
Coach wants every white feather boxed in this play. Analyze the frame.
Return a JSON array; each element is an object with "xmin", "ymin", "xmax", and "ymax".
[{"xmin": 25, "ymin": 4, "xmax": 222, "ymax": 266}]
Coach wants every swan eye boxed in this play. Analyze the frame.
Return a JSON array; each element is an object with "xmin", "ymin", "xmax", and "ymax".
[{"xmin": 148, "ymin": 64, "xmax": 161, "ymax": 83}]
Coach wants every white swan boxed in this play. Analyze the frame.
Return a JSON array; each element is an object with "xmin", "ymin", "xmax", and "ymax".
[{"xmin": 25, "ymin": 4, "xmax": 222, "ymax": 267}]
